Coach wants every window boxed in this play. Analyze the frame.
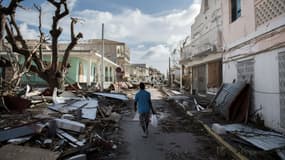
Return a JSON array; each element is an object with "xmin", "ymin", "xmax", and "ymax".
[
  {"xmin": 231, "ymin": 0, "xmax": 241, "ymax": 22},
  {"xmin": 79, "ymin": 63, "xmax": 84, "ymax": 75},
  {"xmin": 93, "ymin": 66, "xmax": 96, "ymax": 82},
  {"xmin": 105, "ymin": 67, "xmax": 108, "ymax": 81},
  {"xmin": 78, "ymin": 62, "xmax": 84, "ymax": 82}
]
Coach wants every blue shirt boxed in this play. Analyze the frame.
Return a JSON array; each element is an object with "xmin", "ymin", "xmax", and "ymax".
[{"xmin": 135, "ymin": 89, "xmax": 151, "ymax": 113}]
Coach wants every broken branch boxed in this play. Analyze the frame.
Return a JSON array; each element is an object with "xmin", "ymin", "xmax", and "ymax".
[
  {"xmin": 34, "ymin": 4, "xmax": 44, "ymax": 60},
  {"xmin": 61, "ymin": 18, "xmax": 83, "ymax": 71}
]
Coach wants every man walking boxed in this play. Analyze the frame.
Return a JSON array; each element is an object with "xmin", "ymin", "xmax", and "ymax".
[{"xmin": 134, "ymin": 82, "xmax": 156, "ymax": 138}]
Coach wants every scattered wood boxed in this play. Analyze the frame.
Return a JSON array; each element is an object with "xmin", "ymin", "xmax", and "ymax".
[{"xmin": 0, "ymin": 122, "xmax": 44, "ymax": 142}]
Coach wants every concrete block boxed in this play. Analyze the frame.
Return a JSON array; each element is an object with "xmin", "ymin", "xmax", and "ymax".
[{"xmin": 55, "ymin": 119, "xmax": 85, "ymax": 133}]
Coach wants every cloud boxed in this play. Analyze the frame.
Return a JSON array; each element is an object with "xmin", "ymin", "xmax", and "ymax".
[
  {"xmin": 132, "ymin": 44, "xmax": 171, "ymax": 73},
  {"xmin": 136, "ymin": 44, "xmax": 145, "ymax": 49},
  {"xmin": 13, "ymin": 0, "xmax": 201, "ymax": 73},
  {"xmin": 16, "ymin": 0, "xmax": 79, "ymax": 37},
  {"xmin": 19, "ymin": 23, "xmax": 38, "ymax": 39}
]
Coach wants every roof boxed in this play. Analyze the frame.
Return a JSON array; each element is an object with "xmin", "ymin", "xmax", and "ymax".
[{"xmin": 79, "ymin": 39, "xmax": 125, "ymax": 45}]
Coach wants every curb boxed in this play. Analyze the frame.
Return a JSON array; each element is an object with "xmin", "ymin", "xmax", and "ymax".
[{"xmin": 198, "ymin": 120, "xmax": 248, "ymax": 160}]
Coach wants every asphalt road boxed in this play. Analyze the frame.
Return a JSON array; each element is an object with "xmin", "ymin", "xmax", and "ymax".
[{"xmin": 117, "ymin": 88, "xmax": 219, "ymax": 160}]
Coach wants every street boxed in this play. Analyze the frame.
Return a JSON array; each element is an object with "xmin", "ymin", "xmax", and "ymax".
[
  {"xmin": 117, "ymin": 87, "xmax": 219, "ymax": 160},
  {"xmin": 1, "ymin": 0, "xmax": 284, "ymax": 159}
]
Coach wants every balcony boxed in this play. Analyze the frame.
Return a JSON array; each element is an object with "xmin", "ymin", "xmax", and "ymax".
[
  {"xmin": 179, "ymin": 41, "xmax": 217, "ymax": 63},
  {"xmin": 192, "ymin": 43, "xmax": 216, "ymax": 58}
]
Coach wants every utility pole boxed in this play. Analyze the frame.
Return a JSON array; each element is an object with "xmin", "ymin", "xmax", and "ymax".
[
  {"xmin": 180, "ymin": 65, "xmax": 183, "ymax": 91},
  {"xmin": 101, "ymin": 23, "xmax": 105, "ymax": 91},
  {"xmin": 168, "ymin": 56, "xmax": 171, "ymax": 87}
]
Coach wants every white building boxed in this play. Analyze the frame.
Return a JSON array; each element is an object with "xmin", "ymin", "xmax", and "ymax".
[
  {"xmin": 128, "ymin": 64, "xmax": 150, "ymax": 83},
  {"xmin": 180, "ymin": 0, "xmax": 223, "ymax": 95}
]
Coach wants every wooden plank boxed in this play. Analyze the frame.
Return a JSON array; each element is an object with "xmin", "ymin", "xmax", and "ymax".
[{"xmin": 200, "ymin": 121, "xmax": 248, "ymax": 160}]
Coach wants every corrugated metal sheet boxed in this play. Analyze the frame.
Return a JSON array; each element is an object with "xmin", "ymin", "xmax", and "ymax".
[
  {"xmin": 93, "ymin": 93, "xmax": 128, "ymax": 101},
  {"xmin": 224, "ymin": 124, "xmax": 285, "ymax": 151},
  {"xmin": 214, "ymin": 82, "xmax": 246, "ymax": 118}
]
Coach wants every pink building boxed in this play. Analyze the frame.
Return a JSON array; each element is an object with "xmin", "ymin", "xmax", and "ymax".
[{"xmin": 222, "ymin": 0, "xmax": 285, "ymax": 132}]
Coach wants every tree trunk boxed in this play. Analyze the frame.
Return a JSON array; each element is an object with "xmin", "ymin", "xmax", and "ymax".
[{"xmin": 36, "ymin": 69, "xmax": 65, "ymax": 91}]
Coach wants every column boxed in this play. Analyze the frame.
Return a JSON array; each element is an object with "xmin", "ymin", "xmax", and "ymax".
[{"xmin": 87, "ymin": 59, "xmax": 92, "ymax": 86}]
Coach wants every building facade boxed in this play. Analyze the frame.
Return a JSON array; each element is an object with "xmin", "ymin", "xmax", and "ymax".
[
  {"xmin": 128, "ymin": 64, "xmax": 150, "ymax": 83},
  {"xmin": 222, "ymin": 0, "xmax": 285, "ymax": 132},
  {"xmin": 21, "ymin": 50, "xmax": 118, "ymax": 89},
  {"xmin": 180, "ymin": 0, "xmax": 223, "ymax": 96},
  {"xmin": 58, "ymin": 39, "xmax": 130, "ymax": 79},
  {"xmin": 149, "ymin": 67, "xmax": 164, "ymax": 84},
  {"xmin": 0, "ymin": 40, "xmax": 120, "ymax": 89}
]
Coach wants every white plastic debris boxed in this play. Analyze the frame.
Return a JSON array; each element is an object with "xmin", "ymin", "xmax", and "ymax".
[
  {"xmin": 52, "ymin": 88, "xmax": 66, "ymax": 104},
  {"xmin": 150, "ymin": 114, "xmax": 158, "ymax": 127},
  {"xmin": 211, "ymin": 123, "xmax": 226, "ymax": 135},
  {"xmin": 133, "ymin": 112, "xmax": 139, "ymax": 121}
]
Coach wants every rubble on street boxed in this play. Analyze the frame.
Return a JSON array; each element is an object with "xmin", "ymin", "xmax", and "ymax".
[
  {"xmin": 0, "ymin": 87, "xmax": 128, "ymax": 160},
  {"xmin": 1, "ymin": 83, "xmax": 284, "ymax": 160},
  {"xmin": 163, "ymin": 86, "xmax": 285, "ymax": 160}
]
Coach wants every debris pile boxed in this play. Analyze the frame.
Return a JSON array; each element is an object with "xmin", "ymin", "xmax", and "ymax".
[
  {"xmin": 0, "ymin": 87, "xmax": 128, "ymax": 160},
  {"xmin": 162, "ymin": 85, "xmax": 285, "ymax": 159},
  {"xmin": 211, "ymin": 123, "xmax": 285, "ymax": 159}
]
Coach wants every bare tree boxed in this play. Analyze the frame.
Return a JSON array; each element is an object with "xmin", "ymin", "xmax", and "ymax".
[{"xmin": 0, "ymin": 0, "xmax": 83, "ymax": 91}]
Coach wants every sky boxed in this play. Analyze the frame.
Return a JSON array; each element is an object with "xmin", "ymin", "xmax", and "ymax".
[{"xmin": 4, "ymin": 0, "xmax": 201, "ymax": 73}]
